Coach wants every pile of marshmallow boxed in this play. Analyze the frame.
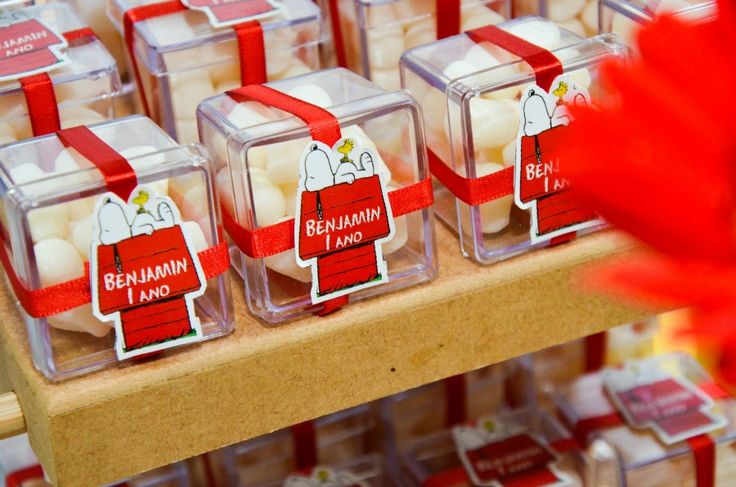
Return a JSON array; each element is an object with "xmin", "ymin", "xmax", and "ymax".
[
  {"xmin": 515, "ymin": 0, "xmax": 599, "ymax": 37},
  {"xmin": 12, "ymin": 142, "xmax": 209, "ymax": 337},
  {"xmin": 114, "ymin": 1, "xmax": 320, "ymax": 144},
  {"xmin": 205, "ymin": 84, "xmax": 410, "ymax": 284},
  {"xmin": 408, "ymin": 20, "xmax": 591, "ymax": 234},
  {"xmin": 338, "ymin": 0, "xmax": 506, "ymax": 90}
]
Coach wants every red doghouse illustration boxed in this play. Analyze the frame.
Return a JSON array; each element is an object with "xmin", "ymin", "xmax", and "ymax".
[
  {"xmin": 91, "ymin": 189, "xmax": 206, "ymax": 360},
  {"xmin": 515, "ymin": 83, "xmax": 598, "ymax": 243},
  {"xmin": 295, "ymin": 140, "xmax": 394, "ymax": 304}
]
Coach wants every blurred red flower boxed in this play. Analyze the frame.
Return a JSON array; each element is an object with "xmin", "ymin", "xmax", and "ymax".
[{"xmin": 562, "ymin": 0, "xmax": 736, "ymax": 372}]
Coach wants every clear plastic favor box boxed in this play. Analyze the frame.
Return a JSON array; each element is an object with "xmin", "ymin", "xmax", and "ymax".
[
  {"xmin": 600, "ymin": 0, "xmax": 716, "ymax": 46},
  {"xmin": 0, "ymin": 3, "xmax": 123, "ymax": 144},
  {"xmin": 213, "ymin": 404, "xmax": 382, "ymax": 486},
  {"xmin": 0, "ymin": 115, "xmax": 233, "ymax": 380},
  {"xmin": 107, "ymin": 0, "xmax": 324, "ymax": 143},
  {"xmin": 400, "ymin": 407, "xmax": 588, "ymax": 486},
  {"xmin": 401, "ymin": 16, "xmax": 626, "ymax": 264},
  {"xmin": 556, "ymin": 353, "xmax": 736, "ymax": 486},
  {"xmin": 381, "ymin": 360, "xmax": 533, "ymax": 455},
  {"xmin": 335, "ymin": 0, "xmax": 510, "ymax": 90},
  {"xmin": 197, "ymin": 68, "xmax": 436, "ymax": 324},
  {"xmin": 514, "ymin": 0, "xmax": 600, "ymax": 37}
]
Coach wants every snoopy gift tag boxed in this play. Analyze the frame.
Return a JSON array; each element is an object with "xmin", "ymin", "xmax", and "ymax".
[
  {"xmin": 294, "ymin": 137, "xmax": 394, "ymax": 304},
  {"xmin": 284, "ymin": 467, "xmax": 367, "ymax": 487},
  {"xmin": 181, "ymin": 0, "xmax": 283, "ymax": 28},
  {"xmin": 0, "ymin": 11, "xmax": 70, "ymax": 82},
  {"xmin": 452, "ymin": 416, "xmax": 571, "ymax": 487},
  {"xmin": 514, "ymin": 76, "xmax": 601, "ymax": 244},
  {"xmin": 90, "ymin": 186, "xmax": 206, "ymax": 360}
]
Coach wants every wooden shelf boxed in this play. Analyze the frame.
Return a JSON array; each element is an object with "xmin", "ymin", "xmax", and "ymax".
[{"xmin": 0, "ymin": 225, "xmax": 652, "ymax": 486}]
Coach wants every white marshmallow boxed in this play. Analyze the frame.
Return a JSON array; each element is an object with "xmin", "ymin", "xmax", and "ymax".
[
  {"xmin": 252, "ymin": 177, "xmax": 286, "ymax": 227},
  {"xmin": 182, "ymin": 220, "xmax": 208, "ymax": 253},
  {"xmin": 120, "ymin": 146, "xmax": 169, "ymax": 196},
  {"xmin": 444, "ymin": 60, "xmax": 478, "ymax": 81},
  {"xmin": 10, "ymin": 163, "xmax": 44, "ymax": 184},
  {"xmin": 275, "ymin": 58, "xmax": 313, "ymax": 80},
  {"xmin": 145, "ymin": 14, "xmax": 197, "ymax": 47},
  {"xmin": 280, "ymin": 182, "xmax": 298, "ymax": 217},
  {"xmin": 460, "ymin": 163, "xmax": 514, "ymax": 233},
  {"xmin": 264, "ymin": 248, "xmax": 311, "ymax": 282},
  {"xmin": 70, "ymin": 215, "xmax": 94, "ymax": 261},
  {"xmin": 216, "ymin": 168, "xmax": 236, "ymax": 216},
  {"xmin": 558, "ymin": 18, "xmax": 586, "ymax": 37},
  {"xmin": 460, "ymin": 4, "xmax": 505, "ymax": 31},
  {"xmin": 168, "ymin": 69, "xmax": 216, "ymax": 121},
  {"xmin": 548, "ymin": 0, "xmax": 586, "ymax": 22},
  {"xmin": 29, "ymin": 205, "xmax": 69, "ymax": 244},
  {"xmin": 367, "ymin": 25, "xmax": 405, "ymax": 71},
  {"xmin": 383, "ymin": 215, "xmax": 408, "ymax": 255},
  {"xmin": 453, "ymin": 98, "xmax": 519, "ymax": 150},
  {"xmin": 48, "ymin": 304, "xmax": 111, "ymax": 337},
  {"xmin": 581, "ymin": 0, "xmax": 600, "ymax": 36},
  {"xmin": 265, "ymin": 138, "xmax": 310, "ymax": 184},
  {"xmin": 180, "ymin": 185, "xmax": 209, "ymax": 223},
  {"xmin": 404, "ymin": 16, "xmax": 436, "ymax": 50},
  {"xmin": 502, "ymin": 140, "xmax": 516, "ymax": 166},
  {"xmin": 34, "ymin": 238, "xmax": 84, "ymax": 286},
  {"xmin": 59, "ymin": 105, "xmax": 106, "ymax": 129},
  {"xmin": 228, "ymin": 102, "xmax": 273, "ymax": 129},
  {"xmin": 506, "ymin": 21, "xmax": 562, "ymax": 51},
  {"xmin": 286, "ymin": 84, "xmax": 333, "ymax": 108}
]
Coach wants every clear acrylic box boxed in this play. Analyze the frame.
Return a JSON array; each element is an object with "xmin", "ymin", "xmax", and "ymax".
[
  {"xmin": 381, "ymin": 360, "xmax": 532, "ymax": 456},
  {"xmin": 400, "ymin": 407, "xmax": 587, "ymax": 486},
  {"xmin": 0, "ymin": 115, "xmax": 233, "ymax": 381},
  {"xmin": 556, "ymin": 353, "xmax": 736, "ymax": 486},
  {"xmin": 197, "ymin": 68, "xmax": 437, "ymax": 324},
  {"xmin": 600, "ymin": 0, "xmax": 716, "ymax": 47},
  {"xmin": 335, "ymin": 0, "xmax": 511, "ymax": 91},
  {"xmin": 68, "ymin": 0, "xmax": 129, "ymax": 79},
  {"xmin": 212, "ymin": 404, "xmax": 382, "ymax": 486},
  {"xmin": 107, "ymin": 0, "xmax": 323, "ymax": 144},
  {"xmin": 514, "ymin": 0, "xmax": 600, "ymax": 37},
  {"xmin": 0, "ymin": 3, "xmax": 123, "ymax": 144},
  {"xmin": 400, "ymin": 17, "xmax": 626, "ymax": 264}
]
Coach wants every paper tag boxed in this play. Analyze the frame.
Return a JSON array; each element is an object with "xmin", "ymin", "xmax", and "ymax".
[
  {"xmin": 294, "ymin": 138, "xmax": 394, "ymax": 304},
  {"xmin": 284, "ymin": 467, "xmax": 367, "ymax": 487},
  {"xmin": 514, "ymin": 75, "xmax": 601, "ymax": 244},
  {"xmin": 0, "ymin": 13, "xmax": 69, "ymax": 82},
  {"xmin": 90, "ymin": 187, "xmax": 206, "ymax": 361},
  {"xmin": 181, "ymin": 0, "xmax": 284, "ymax": 28},
  {"xmin": 453, "ymin": 417, "xmax": 572, "ymax": 487},
  {"xmin": 603, "ymin": 359, "xmax": 728, "ymax": 444}
]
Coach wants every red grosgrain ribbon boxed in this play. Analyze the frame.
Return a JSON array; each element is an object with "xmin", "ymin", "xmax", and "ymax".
[
  {"xmin": 687, "ymin": 434, "xmax": 716, "ymax": 487},
  {"xmin": 18, "ymin": 28, "xmax": 97, "ymax": 137},
  {"xmin": 437, "ymin": 0, "xmax": 461, "ymax": 39},
  {"xmin": 429, "ymin": 25, "xmax": 564, "ymax": 207},
  {"xmin": 466, "ymin": 24, "xmax": 563, "ymax": 92},
  {"xmin": 5, "ymin": 465, "xmax": 45, "ymax": 487},
  {"xmin": 421, "ymin": 438, "xmax": 581, "ymax": 487},
  {"xmin": 57, "ymin": 126, "xmax": 138, "ymax": 200},
  {"xmin": 584, "ymin": 332, "xmax": 607, "ymax": 372},
  {"xmin": 291, "ymin": 421, "xmax": 318, "ymax": 470},
  {"xmin": 445, "ymin": 374, "xmax": 467, "ymax": 427},
  {"xmin": 327, "ymin": 0, "xmax": 347, "ymax": 68},
  {"xmin": 234, "ymin": 20, "xmax": 267, "ymax": 85}
]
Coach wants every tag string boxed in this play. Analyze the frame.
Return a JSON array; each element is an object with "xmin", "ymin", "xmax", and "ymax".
[
  {"xmin": 428, "ymin": 25, "xmax": 564, "ymax": 209},
  {"xmin": 19, "ymin": 28, "xmax": 98, "ymax": 137},
  {"xmin": 124, "ymin": 1, "xmax": 268, "ymax": 118}
]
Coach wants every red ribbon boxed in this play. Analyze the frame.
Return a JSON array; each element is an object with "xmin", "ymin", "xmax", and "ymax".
[
  {"xmin": 124, "ymin": 1, "xmax": 268, "ymax": 118},
  {"xmin": 421, "ymin": 438, "xmax": 581, "ymax": 487},
  {"xmin": 437, "ymin": 0, "xmax": 462, "ymax": 40},
  {"xmin": 234, "ymin": 20, "xmax": 267, "ymax": 85},
  {"xmin": 429, "ymin": 25, "xmax": 564, "ymax": 208},
  {"xmin": 5, "ymin": 465, "xmax": 45, "ymax": 487},
  {"xmin": 290, "ymin": 421, "xmax": 318, "ymax": 470},
  {"xmin": 326, "ymin": 0, "xmax": 347, "ymax": 68},
  {"xmin": 444, "ymin": 374, "xmax": 467, "ymax": 427},
  {"xmin": 568, "ymin": 383, "xmax": 726, "ymax": 487},
  {"xmin": 57, "ymin": 126, "xmax": 139, "ymax": 200},
  {"xmin": 19, "ymin": 28, "xmax": 98, "ymax": 137}
]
